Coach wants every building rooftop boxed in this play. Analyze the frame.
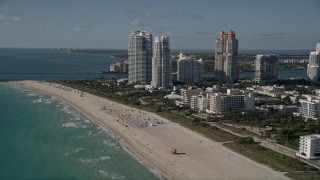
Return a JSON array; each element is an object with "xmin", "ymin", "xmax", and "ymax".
[
  {"xmin": 301, "ymin": 134, "xmax": 320, "ymax": 139},
  {"xmin": 310, "ymin": 51, "xmax": 320, "ymax": 55}
]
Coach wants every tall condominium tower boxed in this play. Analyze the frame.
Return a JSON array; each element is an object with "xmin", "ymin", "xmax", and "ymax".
[
  {"xmin": 151, "ymin": 36, "xmax": 171, "ymax": 89},
  {"xmin": 317, "ymin": 43, "xmax": 320, "ymax": 52},
  {"xmin": 254, "ymin": 54, "xmax": 278, "ymax": 84},
  {"xmin": 177, "ymin": 53, "xmax": 203, "ymax": 83},
  {"xmin": 307, "ymin": 43, "xmax": 320, "ymax": 82},
  {"xmin": 215, "ymin": 31, "xmax": 239, "ymax": 84},
  {"xmin": 128, "ymin": 31, "xmax": 152, "ymax": 84}
]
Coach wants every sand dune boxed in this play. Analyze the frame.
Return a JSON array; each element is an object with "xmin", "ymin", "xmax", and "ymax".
[{"xmin": 14, "ymin": 80, "xmax": 289, "ymax": 180}]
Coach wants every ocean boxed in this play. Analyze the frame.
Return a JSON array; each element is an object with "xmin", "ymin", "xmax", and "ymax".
[
  {"xmin": 0, "ymin": 83, "xmax": 158, "ymax": 179},
  {"xmin": 0, "ymin": 48, "xmax": 158, "ymax": 179}
]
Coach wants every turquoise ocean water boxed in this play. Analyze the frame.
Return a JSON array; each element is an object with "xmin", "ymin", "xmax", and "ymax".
[{"xmin": 0, "ymin": 83, "xmax": 158, "ymax": 179}]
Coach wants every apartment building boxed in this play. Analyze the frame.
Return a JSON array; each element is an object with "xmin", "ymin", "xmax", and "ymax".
[{"xmin": 296, "ymin": 134, "xmax": 320, "ymax": 159}]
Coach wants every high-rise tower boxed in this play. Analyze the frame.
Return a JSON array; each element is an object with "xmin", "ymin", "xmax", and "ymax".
[
  {"xmin": 316, "ymin": 43, "xmax": 320, "ymax": 52},
  {"xmin": 254, "ymin": 54, "xmax": 278, "ymax": 84},
  {"xmin": 215, "ymin": 31, "xmax": 238, "ymax": 84},
  {"xmin": 128, "ymin": 31, "xmax": 152, "ymax": 84},
  {"xmin": 151, "ymin": 36, "xmax": 171, "ymax": 89},
  {"xmin": 307, "ymin": 43, "xmax": 320, "ymax": 82}
]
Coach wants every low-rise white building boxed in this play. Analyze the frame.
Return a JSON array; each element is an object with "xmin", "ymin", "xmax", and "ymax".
[
  {"xmin": 298, "ymin": 95, "xmax": 320, "ymax": 119},
  {"xmin": 180, "ymin": 86, "xmax": 203, "ymax": 106},
  {"xmin": 209, "ymin": 90, "xmax": 255, "ymax": 114},
  {"xmin": 296, "ymin": 134, "xmax": 320, "ymax": 159},
  {"xmin": 255, "ymin": 85, "xmax": 285, "ymax": 98}
]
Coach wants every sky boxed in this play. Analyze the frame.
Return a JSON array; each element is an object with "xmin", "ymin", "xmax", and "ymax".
[{"xmin": 0, "ymin": 0, "xmax": 319, "ymax": 50}]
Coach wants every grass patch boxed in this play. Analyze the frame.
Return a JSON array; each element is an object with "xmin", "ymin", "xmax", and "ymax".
[
  {"xmin": 217, "ymin": 123, "xmax": 260, "ymax": 138},
  {"xmin": 277, "ymin": 139, "xmax": 300, "ymax": 151},
  {"xmin": 224, "ymin": 142, "xmax": 314, "ymax": 172},
  {"xmin": 285, "ymin": 172, "xmax": 320, "ymax": 180},
  {"xmin": 157, "ymin": 112, "xmax": 238, "ymax": 142},
  {"xmin": 186, "ymin": 124, "xmax": 238, "ymax": 142}
]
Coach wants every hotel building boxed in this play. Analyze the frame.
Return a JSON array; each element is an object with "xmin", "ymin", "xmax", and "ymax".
[
  {"xmin": 254, "ymin": 54, "xmax": 278, "ymax": 84},
  {"xmin": 151, "ymin": 36, "xmax": 172, "ymax": 89},
  {"xmin": 190, "ymin": 93, "xmax": 210, "ymax": 112},
  {"xmin": 297, "ymin": 134, "xmax": 320, "ymax": 159},
  {"xmin": 128, "ymin": 31, "xmax": 152, "ymax": 84},
  {"xmin": 180, "ymin": 86, "xmax": 203, "ymax": 106},
  {"xmin": 209, "ymin": 89, "xmax": 254, "ymax": 114},
  {"xmin": 215, "ymin": 31, "xmax": 239, "ymax": 84}
]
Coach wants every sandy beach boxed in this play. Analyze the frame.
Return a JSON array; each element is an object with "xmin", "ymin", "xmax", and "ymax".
[{"xmin": 13, "ymin": 80, "xmax": 289, "ymax": 180}]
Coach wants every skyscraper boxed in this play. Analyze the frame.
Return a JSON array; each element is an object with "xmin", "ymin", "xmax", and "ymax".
[
  {"xmin": 177, "ymin": 53, "xmax": 203, "ymax": 83},
  {"xmin": 307, "ymin": 43, "xmax": 320, "ymax": 82},
  {"xmin": 254, "ymin": 54, "xmax": 278, "ymax": 84},
  {"xmin": 128, "ymin": 31, "xmax": 152, "ymax": 84},
  {"xmin": 316, "ymin": 43, "xmax": 320, "ymax": 52},
  {"xmin": 151, "ymin": 36, "xmax": 171, "ymax": 89},
  {"xmin": 215, "ymin": 31, "xmax": 238, "ymax": 84}
]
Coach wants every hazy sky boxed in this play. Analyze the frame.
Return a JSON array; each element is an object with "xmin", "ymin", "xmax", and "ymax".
[{"xmin": 0, "ymin": 0, "xmax": 319, "ymax": 50}]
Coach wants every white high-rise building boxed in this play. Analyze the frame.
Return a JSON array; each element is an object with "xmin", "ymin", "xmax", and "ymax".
[
  {"xmin": 307, "ymin": 52, "xmax": 320, "ymax": 82},
  {"xmin": 255, "ymin": 54, "xmax": 278, "ymax": 84},
  {"xmin": 296, "ymin": 134, "xmax": 320, "ymax": 159},
  {"xmin": 128, "ymin": 31, "xmax": 152, "ymax": 84},
  {"xmin": 307, "ymin": 44, "xmax": 320, "ymax": 82},
  {"xmin": 151, "ymin": 36, "xmax": 171, "ymax": 89},
  {"xmin": 177, "ymin": 53, "xmax": 203, "ymax": 83},
  {"xmin": 316, "ymin": 43, "xmax": 320, "ymax": 52}
]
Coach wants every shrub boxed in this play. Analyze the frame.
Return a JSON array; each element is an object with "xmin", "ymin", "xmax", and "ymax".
[{"xmin": 237, "ymin": 137, "xmax": 255, "ymax": 144}]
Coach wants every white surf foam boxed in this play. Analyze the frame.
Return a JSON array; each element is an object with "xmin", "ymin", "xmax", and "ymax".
[
  {"xmin": 33, "ymin": 98, "xmax": 43, "ymax": 103},
  {"xmin": 107, "ymin": 142, "xmax": 117, "ymax": 147},
  {"xmin": 93, "ymin": 131, "xmax": 103, "ymax": 136},
  {"xmin": 62, "ymin": 122, "xmax": 77, "ymax": 128},
  {"xmin": 98, "ymin": 170, "xmax": 109, "ymax": 177},
  {"xmin": 73, "ymin": 148, "xmax": 84, "ymax": 153},
  {"xmin": 77, "ymin": 158, "xmax": 98, "ymax": 163},
  {"xmin": 98, "ymin": 156, "xmax": 111, "ymax": 161},
  {"xmin": 61, "ymin": 106, "xmax": 71, "ymax": 114}
]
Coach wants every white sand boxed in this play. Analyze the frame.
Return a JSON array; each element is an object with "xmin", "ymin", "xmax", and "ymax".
[{"xmin": 14, "ymin": 80, "xmax": 289, "ymax": 180}]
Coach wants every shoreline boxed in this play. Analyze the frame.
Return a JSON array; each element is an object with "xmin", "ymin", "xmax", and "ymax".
[
  {"xmin": 9, "ymin": 81, "xmax": 163, "ymax": 179},
  {"xmin": 12, "ymin": 80, "xmax": 289, "ymax": 180}
]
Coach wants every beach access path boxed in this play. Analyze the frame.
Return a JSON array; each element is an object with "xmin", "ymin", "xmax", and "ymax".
[{"xmin": 14, "ymin": 80, "xmax": 289, "ymax": 180}]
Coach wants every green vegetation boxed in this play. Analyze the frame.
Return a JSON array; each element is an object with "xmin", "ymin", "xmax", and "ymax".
[
  {"xmin": 237, "ymin": 137, "xmax": 255, "ymax": 144},
  {"xmin": 222, "ymin": 110, "xmax": 320, "ymax": 150},
  {"xmin": 279, "ymin": 62, "xmax": 307, "ymax": 71},
  {"xmin": 285, "ymin": 172, "xmax": 320, "ymax": 180},
  {"xmin": 224, "ymin": 142, "xmax": 314, "ymax": 172}
]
